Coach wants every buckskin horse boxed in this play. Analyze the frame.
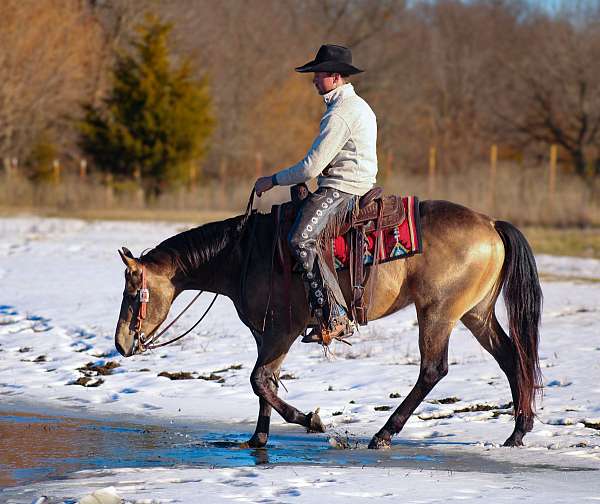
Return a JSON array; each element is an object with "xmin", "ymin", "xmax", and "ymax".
[{"xmin": 114, "ymin": 193, "xmax": 542, "ymax": 450}]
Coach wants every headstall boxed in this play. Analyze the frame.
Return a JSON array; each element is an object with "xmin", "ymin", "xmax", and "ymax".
[{"xmin": 133, "ymin": 264, "xmax": 218, "ymax": 353}]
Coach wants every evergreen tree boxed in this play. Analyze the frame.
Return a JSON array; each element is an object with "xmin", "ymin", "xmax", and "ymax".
[{"xmin": 79, "ymin": 14, "xmax": 214, "ymax": 193}]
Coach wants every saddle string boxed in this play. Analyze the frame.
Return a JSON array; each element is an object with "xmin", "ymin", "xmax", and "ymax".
[
  {"xmin": 348, "ymin": 210, "xmax": 357, "ymax": 323},
  {"xmin": 366, "ymin": 199, "xmax": 385, "ymax": 316}
]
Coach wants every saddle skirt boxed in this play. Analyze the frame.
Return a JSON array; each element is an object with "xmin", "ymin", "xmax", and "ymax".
[{"xmin": 270, "ymin": 184, "xmax": 423, "ymax": 328}]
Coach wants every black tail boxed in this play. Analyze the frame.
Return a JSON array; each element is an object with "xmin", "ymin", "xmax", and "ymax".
[{"xmin": 495, "ymin": 221, "xmax": 543, "ymax": 421}]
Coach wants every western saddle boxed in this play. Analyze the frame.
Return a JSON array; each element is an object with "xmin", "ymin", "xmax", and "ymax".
[{"xmin": 273, "ymin": 183, "xmax": 406, "ymax": 328}]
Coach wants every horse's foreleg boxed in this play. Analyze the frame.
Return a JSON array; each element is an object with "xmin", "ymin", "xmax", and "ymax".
[
  {"xmin": 243, "ymin": 394, "xmax": 275, "ymax": 448},
  {"xmin": 369, "ymin": 315, "xmax": 455, "ymax": 449},
  {"xmin": 461, "ymin": 309, "xmax": 533, "ymax": 447},
  {"xmin": 249, "ymin": 360, "xmax": 325, "ymax": 441},
  {"xmin": 244, "ymin": 331, "xmax": 324, "ymax": 448}
]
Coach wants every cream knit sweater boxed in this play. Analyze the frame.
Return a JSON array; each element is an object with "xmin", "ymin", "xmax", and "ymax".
[{"xmin": 274, "ymin": 83, "xmax": 378, "ymax": 196}]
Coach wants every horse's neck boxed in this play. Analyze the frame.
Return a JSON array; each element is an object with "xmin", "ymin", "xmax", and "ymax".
[
  {"xmin": 172, "ymin": 215, "xmax": 249, "ymax": 298},
  {"xmin": 191, "ymin": 253, "xmax": 240, "ymax": 296}
]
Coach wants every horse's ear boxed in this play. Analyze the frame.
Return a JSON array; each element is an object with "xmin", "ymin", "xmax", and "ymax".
[{"xmin": 118, "ymin": 248, "xmax": 139, "ymax": 270}]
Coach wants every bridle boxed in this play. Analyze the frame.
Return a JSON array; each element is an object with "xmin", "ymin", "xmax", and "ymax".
[
  {"xmin": 129, "ymin": 189, "xmax": 257, "ymax": 353},
  {"xmin": 132, "ymin": 264, "xmax": 218, "ymax": 353}
]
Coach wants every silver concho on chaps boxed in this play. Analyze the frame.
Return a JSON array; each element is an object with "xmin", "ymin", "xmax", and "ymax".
[{"xmin": 288, "ymin": 186, "xmax": 355, "ymax": 329}]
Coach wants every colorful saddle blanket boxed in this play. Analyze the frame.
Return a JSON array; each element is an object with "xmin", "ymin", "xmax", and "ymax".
[
  {"xmin": 333, "ymin": 196, "xmax": 422, "ymax": 269},
  {"xmin": 271, "ymin": 188, "xmax": 423, "ymax": 327}
]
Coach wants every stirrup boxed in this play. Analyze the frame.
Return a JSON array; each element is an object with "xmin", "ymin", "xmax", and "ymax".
[{"xmin": 301, "ymin": 319, "xmax": 354, "ymax": 346}]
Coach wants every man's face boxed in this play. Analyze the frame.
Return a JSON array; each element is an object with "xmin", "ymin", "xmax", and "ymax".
[{"xmin": 313, "ymin": 72, "xmax": 340, "ymax": 95}]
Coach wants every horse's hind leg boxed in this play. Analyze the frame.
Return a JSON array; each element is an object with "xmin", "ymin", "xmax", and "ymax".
[
  {"xmin": 369, "ymin": 308, "xmax": 456, "ymax": 449},
  {"xmin": 461, "ymin": 305, "xmax": 533, "ymax": 446}
]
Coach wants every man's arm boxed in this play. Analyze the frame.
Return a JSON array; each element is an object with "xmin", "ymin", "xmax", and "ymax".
[
  {"xmin": 275, "ymin": 113, "xmax": 350, "ymax": 185},
  {"xmin": 254, "ymin": 113, "xmax": 350, "ymax": 196}
]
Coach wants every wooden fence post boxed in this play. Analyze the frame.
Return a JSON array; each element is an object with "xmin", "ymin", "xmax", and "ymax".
[
  {"xmin": 549, "ymin": 144, "xmax": 558, "ymax": 197},
  {"xmin": 11, "ymin": 158, "xmax": 18, "ymax": 177},
  {"xmin": 52, "ymin": 159, "xmax": 61, "ymax": 184},
  {"xmin": 428, "ymin": 146, "xmax": 437, "ymax": 196},
  {"xmin": 79, "ymin": 159, "xmax": 87, "ymax": 179}
]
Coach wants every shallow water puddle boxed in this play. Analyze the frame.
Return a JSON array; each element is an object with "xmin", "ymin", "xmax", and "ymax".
[{"xmin": 0, "ymin": 410, "xmax": 594, "ymax": 489}]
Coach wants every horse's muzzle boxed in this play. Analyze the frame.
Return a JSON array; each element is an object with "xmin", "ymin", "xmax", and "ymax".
[{"xmin": 115, "ymin": 331, "xmax": 136, "ymax": 357}]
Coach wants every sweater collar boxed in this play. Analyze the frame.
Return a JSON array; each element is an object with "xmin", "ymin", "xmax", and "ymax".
[{"xmin": 322, "ymin": 83, "xmax": 355, "ymax": 107}]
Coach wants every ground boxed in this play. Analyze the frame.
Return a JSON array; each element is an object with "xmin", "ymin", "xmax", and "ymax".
[{"xmin": 0, "ymin": 216, "xmax": 599, "ymax": 503}]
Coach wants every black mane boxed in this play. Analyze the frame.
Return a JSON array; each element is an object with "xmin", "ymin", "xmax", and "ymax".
[{"xmin": 141, "ymin": 214, "xmax": 249, "ymax": 275}]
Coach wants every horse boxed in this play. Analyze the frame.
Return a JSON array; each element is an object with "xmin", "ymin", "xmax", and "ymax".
[{"xmin": 114, "ymin": 197, "xmax": 542, "ymax": 450}]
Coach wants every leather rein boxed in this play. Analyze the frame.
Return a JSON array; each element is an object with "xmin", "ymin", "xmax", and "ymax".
[
  {"xmin": 134, "ymin": 263, "xmax": 218, "ymax": 353},
  {"xmin": 132, "ymin": 190, "xmax": 257, "ymax": 353}
]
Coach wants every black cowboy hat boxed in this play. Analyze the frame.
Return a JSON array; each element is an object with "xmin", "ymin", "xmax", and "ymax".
[{"xmin": 295, "ymin": 44, "xmax": 364, "ymax": 75}]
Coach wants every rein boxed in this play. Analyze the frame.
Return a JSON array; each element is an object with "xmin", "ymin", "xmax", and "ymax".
[
  {"xmin": 134, "ymin": 190, "xmax": 257, "ymax": 353},
  {"xmin": 134, "ymin": 262, "xmax": 219, "ymax": 353},
  {"xmin": 239, "ymin": 190, "xmax": 264, "ymax": 333}
]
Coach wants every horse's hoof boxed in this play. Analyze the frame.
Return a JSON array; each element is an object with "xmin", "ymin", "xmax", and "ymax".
[
  {"xmin": 307, "ymin": 409, "xmax": 326, "ymax": 433},
  {"xmin": 503, "ymin": 436, "xmax": 524, "ymax": 447},
  {"xmin": 368, "ymin": 435, "xmax": 391, "ymax": 450},
  {"xmin": 240, "ymin": 433, "xmax": 268, "ymax": 448}
]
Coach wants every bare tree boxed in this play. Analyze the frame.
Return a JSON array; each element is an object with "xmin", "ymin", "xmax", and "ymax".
[
  {"xmin": 0, "ymin": 0, "xmax": 104, "ymax": 160},
  {"xmin": 493, "ymin": 5, "xmax": 600, "ymax": 175},
  {"xmin": 3, "ymin": 0, "xmax": 600, "ymax": 179}
]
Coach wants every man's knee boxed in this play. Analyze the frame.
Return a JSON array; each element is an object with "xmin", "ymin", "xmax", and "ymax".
[
  {"xmin": 288, "ymin": 229, "xmax": 304, "ymax": 251},
  {"xmin": 289, "ymin": 227, "xmax": 313, "ymax": 260}
]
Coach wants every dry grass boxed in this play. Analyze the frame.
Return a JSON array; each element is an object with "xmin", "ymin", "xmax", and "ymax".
[
  {"xmin": 0, "ymin": 172, "xmax": 251, "ymax": 214},
  {"xmin": 0, "ymin": 205, "xmax": 234, "ymax": 224},
  {"xmin": 522, "ymin": 227, "xmax": 600, "ymax": 258},
  {"xmin": 381, "ymin": 162, "xmax": 600, "ymax": 227},
  {"xmin": 1, "ymin": 165, "xmax": 599, "ymax": 258}
]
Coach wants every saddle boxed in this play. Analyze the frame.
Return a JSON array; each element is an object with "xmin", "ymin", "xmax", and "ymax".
[{"xmin": 273, "ymin": 184, "xmax": 409, "ymax": 328}]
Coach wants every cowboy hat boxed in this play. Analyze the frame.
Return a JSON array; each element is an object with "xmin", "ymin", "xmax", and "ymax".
[{"xmin": 295, "ymin": 44, "xmax": 363, "ymax": 75}]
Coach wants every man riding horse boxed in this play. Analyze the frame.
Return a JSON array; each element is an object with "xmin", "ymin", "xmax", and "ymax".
[{"xmin": 254, "ymin": 44, "xmax": 378, "ymax": 346}]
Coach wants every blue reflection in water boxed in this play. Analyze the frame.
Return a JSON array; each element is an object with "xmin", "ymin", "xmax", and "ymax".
[{"xmin": 0, "ymin": 411, "xmax": 460, "ymax": 488}]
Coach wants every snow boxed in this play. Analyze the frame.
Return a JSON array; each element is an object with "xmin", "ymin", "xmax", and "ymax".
[
  {"xmin": 1, "ymin": 216, "xmax": 599, "ymax": 502},
  {"xmin": 7, "ymin": 465, "xmax": 600, "ymax": 504}
]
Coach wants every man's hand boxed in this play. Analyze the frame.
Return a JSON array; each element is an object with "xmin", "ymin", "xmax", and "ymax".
[{"xmin": 254, "ymin": 175, "xmax": 274, "ymax": 197}]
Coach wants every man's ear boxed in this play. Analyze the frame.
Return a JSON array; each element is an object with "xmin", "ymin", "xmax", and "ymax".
[{"xmin": 118, "ymin": 247, "xmax": 140, "ymax": 271}]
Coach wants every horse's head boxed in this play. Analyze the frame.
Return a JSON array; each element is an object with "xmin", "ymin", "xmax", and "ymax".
[{"xmin": 115, "ymin": 247, "xmax": 176, "ymax": 357}]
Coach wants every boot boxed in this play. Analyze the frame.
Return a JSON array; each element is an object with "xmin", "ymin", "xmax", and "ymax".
[
  {"xmin": 302, "ymin": 303, "xmax": 354, "ymax": 346},
  {"xmin": 302, "ymin": 318, "xmax": 353, "ymax": 346}
]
